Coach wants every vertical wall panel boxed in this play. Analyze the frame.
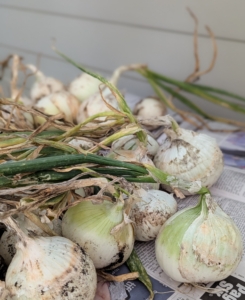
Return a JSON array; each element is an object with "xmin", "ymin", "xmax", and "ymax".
[{"xmin": 0, "ymin": 1, "xmax": 245, "ymax": 121}]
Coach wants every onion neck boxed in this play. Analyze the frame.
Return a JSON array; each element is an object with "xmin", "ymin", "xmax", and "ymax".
[
  {"xmin": 163, "ymin": 115, "xmax": 180, "ymax": 140},
  {"xmin": 105, "ymin": 200, "xmax": 125, "ymax": 224}
]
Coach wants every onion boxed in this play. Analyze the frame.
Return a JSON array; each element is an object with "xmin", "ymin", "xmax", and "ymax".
[
  {"xmin": 0, "ymin": 214, "xmax": 61, "ymax": 265},
  {"xmin": 68, "ymin": 73, "xmax": 101, "ymax": 102},
  {"xmin": 3, "ymin": 217, "xmax": 97, "ymax": 299},
  {"xmin": 155, "ymin": 193, "xmax": 243, "ymax": 283},
  {"xmin": 62, "ymin": 198, "xmax": 134, "ymax": 269},
  {"xmin": 33, "ymin": 91, "xmax": 79, "ymax": 126},
  {"xmin": 76, "ymin": 87, "xmax": 118, "ymax": 123},
  {"xmin": 133, "ymin": 97, "xmax": 166, "ymax": 130},
  {"xmin": 154, "ymin": 126, "xmax": 223, "ymax": 194},
  {"xmin": 130, "ymin": 189, "xmax": 177, "ymax": 241}
]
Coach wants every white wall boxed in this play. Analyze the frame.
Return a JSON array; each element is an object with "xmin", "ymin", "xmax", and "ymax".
[{"xmin": 0, "ymin": 0, "xmax": 245, "ymax": 121}]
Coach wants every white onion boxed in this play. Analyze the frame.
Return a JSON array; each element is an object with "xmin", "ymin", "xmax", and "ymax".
[
  {"xmin": 0, "ymin": 214, "xmax": 61, "ymax": 265},
  {"xmin": 155, "ymin": 193, "xmax": 243, "ymax": 283},
  {"xmin": 62, "ymin": 198, "xmax": 134, "ymax": 269},
  {"xmin": 76, "ymin": 87, "xmax": 118, "ymax": 123},
  {"xmin": 33, "ymin": 91, "xmax": 79, "ymax": 126},
  {"xmin": 134, "ymin": 97, "xmax": 166, "ymax": 130},
  {"xmin": 68, "ymin": 73, "xmax": 101, "ymax": 102},
  {"xmin": 154, "ymin": 127, "xmax": 223, "ymax": 194},
  {"xmin": 5, "ymin": 226, "xmax": 97, "ymax": 299},
  {"xmin": 130, "ymin": 189, "xmax": 177, "ymax": 241}
]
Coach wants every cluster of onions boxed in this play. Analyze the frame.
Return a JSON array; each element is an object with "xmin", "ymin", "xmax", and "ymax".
[
  {"xmin": 104, "ymin": 115, "xmax": 242, "ymax": 286},
  {"xmin": 1, "ymin": 59, "xmax": 243, "ymax": 294},
  {"xmin": 5, "ymin": 64, "xmax": 80, "ymax": 129},
  {"xmin": 0, "ymin": 191, "xmax": 243, "ymax": 297},
  {"xmin": 60, "ymin": 184, "xmax": 180, "ymax": 268},
  {"xmin": 0, "ymin": 184, "xmax": 181, "ymax": 298},
  {"xmin": 8, "ymin": 64, "xmax": 121, "ymax": 129}
]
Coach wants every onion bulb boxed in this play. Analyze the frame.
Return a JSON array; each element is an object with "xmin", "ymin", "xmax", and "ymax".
[
  {"xmin": 111, "ymin": 134, "xmax": 159, "ymax": 158},
  {"xmin": 3, "ymin": 217, "xmax": 97, "ymax": 299},
  {"xmin": 155, "ymin": 193, "xmax": 243, "ymax": 283},
  {"xmin": 130, "ymin": 189, "xmax": 177, "ymax": 241},
  {"xmin": 68, "ymin": 73, "xmax": 101, "ymax": 102},
  {"xmin": 133, "ymin": 97, "xmax": 166, "ymax": 130},
  {"xmin": 27, "ymin": 64, "xmax": 64, "ymax": 102},
  {"xmin": 0, "ymin": 214, "xmax": 61, "ymax": 265},
  {"xmin": 33, "ymin": 91, "xmax": 79, "ymax": 126},
  {"xmin": 62, "ymin": 198, "xmax": 134, "ymax": 269},
  {"xmin": 154, "ymin": 126, "xmax": 223, "ymax": 194},
  {"xmin": 76, "ymin": 87, "xmax": 118, "ymax": 123}
]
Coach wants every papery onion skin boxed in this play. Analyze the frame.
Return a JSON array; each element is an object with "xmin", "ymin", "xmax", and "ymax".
[
  {"xmin": 68, "ymin": 138, "xmax": 95, "ymax": 150},
  {"xmin": 62, "ymin": 200, "xmax": 134, "ymax": 270},
  {"xmin": 1, "ymin": 99, "xmax": 34, "ymax": 129},
  {"xmin": 154, "ymin": 128, "xmax": 224, "ymax": 194},
  {"xmin": 111, "ymin": 134, "xmax": 159, "ymax": 157},
  {"xmin": 34, "ymin": 91, "xmax": 79, "ymax": 126},
  {"xmin": 155, "ymin": 194, "xmax": 243, "ymax": 283},
  {"xmin": 5, "ymin": 236, "xmax": 97, "ymax": 300},
  {"xmin": 130, "ymin": 189, "xmax": 177, "ymax": 241}
]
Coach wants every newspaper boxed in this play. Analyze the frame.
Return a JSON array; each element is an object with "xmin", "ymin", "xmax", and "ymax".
[
  {"xmin": 107, "ymin": 95, "xmax": 245, "ymax": 300},
  {"xmin": 196, "ymin": 121, "xmax": 245, "ymax": 154}
]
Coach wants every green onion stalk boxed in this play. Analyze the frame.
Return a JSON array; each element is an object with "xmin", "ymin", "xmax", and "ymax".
[
  {"xmin": 0, "ymin": 153, "xmax": 206, "ymax": 195},
  {"xmin": 137, "ymin": 68, "xmax": 245, "ymax": 129}
]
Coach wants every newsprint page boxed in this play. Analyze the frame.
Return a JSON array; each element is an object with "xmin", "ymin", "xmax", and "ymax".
[{"xmin": 109, "ymin": 99, "xmax": 245, "ymax": 300}]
